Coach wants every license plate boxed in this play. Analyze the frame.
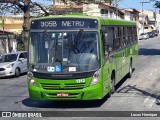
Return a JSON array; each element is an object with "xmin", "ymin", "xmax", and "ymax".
[{"xmin": 56, "ymin": 93, "xmax": 68, "ymax": 97}]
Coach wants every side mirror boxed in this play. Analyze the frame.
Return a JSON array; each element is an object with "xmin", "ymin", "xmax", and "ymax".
[
  {"xmin": 105, "ymin": 46, "xmax": 112, "ymax": 55},
  {"xmin": 108, "ymin": 47, "xmax": 112, "ymax": 52},
  {"xmin": 19, "ymin": 58, "xmax": 25, "ymax": 61}
]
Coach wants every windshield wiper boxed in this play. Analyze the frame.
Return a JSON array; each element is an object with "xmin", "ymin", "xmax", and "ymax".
[
  {"xmin": 44, "ymin": 30, "xmax": 57, "ymax": 64},
  {"xmin": 70, "ymin": 29, "xmax": 83, "ymax": 54},
  {"xmin": 75, "ymin": 29, "xmax": 83, "ymax": 41}
]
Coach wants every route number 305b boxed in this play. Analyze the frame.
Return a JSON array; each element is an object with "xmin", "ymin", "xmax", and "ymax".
[{"xmin": 76, "ymin": 79, "xmax": 85, "ymax": 83}]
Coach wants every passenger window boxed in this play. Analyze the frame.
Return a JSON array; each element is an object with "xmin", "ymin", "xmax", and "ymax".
[
  {"xmin": 114, "ymin": 27, "xmax": 121, "ymax": 50},
  {"xmin": 24, "ymin": 52, "xmax": 27, "ymax": 59},
  {"xmin": 121, "ymin": 27, "xmax": 126, "ymax": 47},
  {"xmin": 106, "ymin": 27, "xmax": 114, "ymax": 51},
  {"xmin": 19, "ymin": 53, "xmax": 25, "ymax": 59}
]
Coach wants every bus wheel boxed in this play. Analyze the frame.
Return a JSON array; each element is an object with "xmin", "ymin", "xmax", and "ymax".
[
  {"xmin": 15, "ymin": 68, "xmax": 20, "ymax": 77},
  {"xmin": 110, "ymin": 77, "xmax": 115, "ymax": 94},
  {"xmin": 128, "ymin": 62, "xmax": 132, "ymax": 78}
]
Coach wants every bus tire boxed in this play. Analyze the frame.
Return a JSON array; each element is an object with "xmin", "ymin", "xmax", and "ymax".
[
  {"xmin": 128, "ymin": 62, "xmax": 132, "ymax": 78},
  {"xmin": 15, "ymin": 68, "xmax": 20, "ymax": 77},
  {"xmin": 110, "ymin": 75, "xmax": 115, "ymax": 94}
]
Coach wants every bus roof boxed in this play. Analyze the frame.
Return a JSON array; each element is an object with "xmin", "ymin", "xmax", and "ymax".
[
  {"xmin": 100, "ymin": 18, "xmax": 136, "ymax": 26},
  {"xmin": 31, "ymin": 14, "xmax": 100, "ymax": 21},
  {"xmin": 31, "ymin": 14, "xmax": 136, "ymax": 26}
]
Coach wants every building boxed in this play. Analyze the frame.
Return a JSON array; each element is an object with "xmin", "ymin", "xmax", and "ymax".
[
  {"xmin": 139, "ymin": 14, "xmax": 149, "ymax": 25},
  {"xmin": 121, "ymin": 8, "xmax": 140, "ymax": 21},
  {"xmin": 53, "ymin": 1, "xmax": 124, "ymax": 19},
  {"xmin": 139, "ymin": 14, "xmax": 149, "ymax": 34},
  {"xmin": 0, "ymin": 15, "xmax": 22, "ymax": 54},
  {"xmin": 0, "ymin": 30, "xmax": 17, "ymax": 54},
  {"xmin": 51, "ymin": 4, "xmax": 83, "ymax": 15},
  {"xmin": 140, "ymin": 10, "xmax": 160, "ymax": 31},
  {"xmin": 121, "ymin": 8, "xmax": 140, "ymax": 35},
  {"xmin": 142, "ymin": 10, "xmax": 156, "ymax": 25},
  {"xmin": 0, "ymin": 15, "xmax": 23, "ymax": 34},
  {"xmin": 83, "ymin": 3, "xmax": 124, "ymax": 19}
]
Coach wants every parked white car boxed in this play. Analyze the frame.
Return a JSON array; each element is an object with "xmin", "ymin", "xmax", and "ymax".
[
  {"xmin": 139, "ymin": 33, "xmax": 149, "ymax": 40},
  {"xmin": 0, "ymin": 51, "xmax": 27, "ymax": 77}
]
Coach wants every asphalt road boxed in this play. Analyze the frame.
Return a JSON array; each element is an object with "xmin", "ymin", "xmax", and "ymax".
[{"xmin": 0, "ymin": 35, "xmax": 160, "ymax": 119}]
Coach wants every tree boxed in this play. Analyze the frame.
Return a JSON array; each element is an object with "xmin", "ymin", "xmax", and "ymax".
[
  {"xmin": 149, "ymin": 0, "xmax": 160, "ymax": 8},
  {"xmin": 0, "ymin": 0, "xmax": 51, "ymax": 50},
  {"xmin": 0, "ymin": 17, "xmax": 4, "ymax": 32},
  {"xmin": 153, "ymin": 1, "xmax": 160, "ymax": 8}
]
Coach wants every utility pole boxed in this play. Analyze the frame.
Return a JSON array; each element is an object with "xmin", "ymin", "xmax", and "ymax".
[{"xmin": 140, "ymin": 1, "xmax": 150, "ymax": 33}]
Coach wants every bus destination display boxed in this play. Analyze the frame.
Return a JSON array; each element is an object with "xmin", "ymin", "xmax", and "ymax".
[{"xmin": 30, "ymin": 18, "xmax": 98, "ymax": 29}]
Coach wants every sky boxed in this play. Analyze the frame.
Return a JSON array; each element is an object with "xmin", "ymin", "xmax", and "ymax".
[
  {"xmin": 119, "ymin": 0, "xmax": 156, "ymax": 11},
  {"xmin": 32, "ymin": 0, "xmax": 157, "ymax": 12}
]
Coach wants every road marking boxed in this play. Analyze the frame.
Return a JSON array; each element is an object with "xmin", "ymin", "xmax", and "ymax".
[
  {"xmin": 144, "ymin": 96, "xmax": 156, "ymax": 108},
  {"xmin": 144, "ymin": 96, "xmax": 150, "ymax": 103}
]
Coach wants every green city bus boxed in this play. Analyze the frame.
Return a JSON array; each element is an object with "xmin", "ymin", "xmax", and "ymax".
[{"xmin": 28, "ymin": 14, "xmax": 138, "ymax": 100}]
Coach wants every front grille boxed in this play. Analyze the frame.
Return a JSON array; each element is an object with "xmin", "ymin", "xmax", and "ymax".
[
  {"xmin": 0, "ymin": 68, "xmax": 5, "ymax": 71},
  {"xmin": 40, "ymin": 83, "xmax": 86, "ymax": 90}
]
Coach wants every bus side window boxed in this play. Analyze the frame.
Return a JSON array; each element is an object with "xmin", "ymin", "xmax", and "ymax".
[
  {"xmin": 104, "ymin": 33, "xmax": 109, "ymax": 54},
  {"xmin": 121, "ymin": 27, "xmax": 126, "ymax": 47},
  {"xmin": 133, "ymin": 27, "xmax": 137, "ymax": 43},
  {"xmin": 129, "ymin": 27, "xmax": 133, "ymax": 44},
  {"xmin": 106, "ymin": 27, "xmax": 114, "ymax": 52},
  {"xmin": 131, "ymin": 27, "xmax": 134, "ymax": 43},
  {"xmin": 124, "ymin": 27, "xmax": 128, "ymax": 46},
  {"xmin": 102, "ymin": 32, "xmax": 107, "ymax": 53},
  {"xmin": 102, "ymin": 32, "xmax": 112, "ymax": 54},
  {"xmin": 114, "ymin": 27, "xmax": 121, "ymax": 50},
  {"xmin": 101, "ymin": 26, "xmax": 115, "ymax": 63},
  {"xmin": 126, "ymin": 27, "xmax": 130, "ymax": 45},
  {"xmin": 101, "ymin": 32, "xmax": 107, "ymax": 64}
]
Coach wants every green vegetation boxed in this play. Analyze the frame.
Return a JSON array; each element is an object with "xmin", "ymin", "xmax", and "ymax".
[
  {"xmin": 16, "ymin": 33, "xmax": 25, "ymax": 51},
  {"xmin": 0, "ymin": 17, "xmax": 4, "ymax": 28}
]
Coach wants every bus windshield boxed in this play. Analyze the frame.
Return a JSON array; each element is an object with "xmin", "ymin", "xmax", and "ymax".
[{"xmin": 29, "ymin": 31, "xmax": 99, "ymax": 73}]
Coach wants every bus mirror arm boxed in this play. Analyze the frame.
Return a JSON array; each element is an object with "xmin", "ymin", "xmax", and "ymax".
[
  {"xmin": 105, "ymin": 45, "xmax": 112, "ymax": 54},
  {"xmin": 103, "ymin": 45, "xmax": 109, "ymax": 56},
  {"xmin": 105, "ymin": 51, "xmax": 109, "ymax": 56},
  {"xmin": 108, "ymin": 47, "xmax": 112, "ymax": 53}
]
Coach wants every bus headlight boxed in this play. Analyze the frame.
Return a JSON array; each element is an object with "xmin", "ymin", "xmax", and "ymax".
[
  {"xmin": 27, "ymin": 72, "xmax": 36, "ymax": 86},
  {"xmin": 29, "ymin": 79, "xmax": 36, "ymax": 86},
  {"xmin": 90, "ymin": 69, "xmax": 100, "ymax": 86}
]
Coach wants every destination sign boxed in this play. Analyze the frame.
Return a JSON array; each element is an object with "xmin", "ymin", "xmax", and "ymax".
[{"xmin": 30, "ymin": 18, "xmax": 98, "ymax": 29}]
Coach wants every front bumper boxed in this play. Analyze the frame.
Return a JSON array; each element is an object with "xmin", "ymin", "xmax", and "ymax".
[
  {"xmin": 0, "ymin": 68, "xmax": 15, "ymax": 77},
  {"xmin": 28, "ymin": 82, "xmax": 103, "ymax": 101}
]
